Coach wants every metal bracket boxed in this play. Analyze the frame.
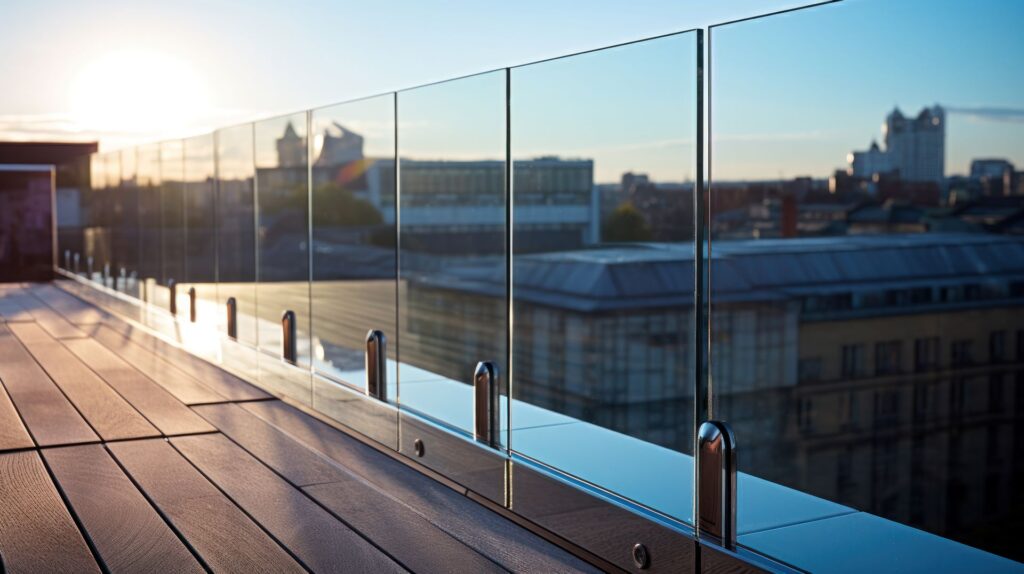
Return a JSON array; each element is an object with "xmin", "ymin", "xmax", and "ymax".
[
  {"xmin": 73, "ymin": 252, "xmax": 80, "ymax": 274},
  {"xmin": 365, "ymin": 329, "xmax": 387, "ymax": 401},
  {"xmin": 64, "ymin": 250, "xmax": 70, "ymax": 271},
  {"xmin": 473, "ymin": 361, "xmax": 501, "ymax": 448},
  {"xmin": 696, "ymin": 420, "xmax": 737, "ymax": 549},
  {"xmin": 86, "ymin": 256, "xmax": 94, "ymax": 278},
  {"xmin": 226, "ymin": 297, "xmax": 237, "ymax": 339},
  {"xmin": 188, "ymin": 287, "xmax": 197, "ymax": 323},
  {"xmin": 168, "ymin": 279, "xmax": 177, "ymax": 315},
  {"xmin": 282, "ymin": 310, "xmax": 297, "ymax": 363}
]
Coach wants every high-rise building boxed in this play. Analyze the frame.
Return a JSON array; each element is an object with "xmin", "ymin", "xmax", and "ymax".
[{"xmin": 848, "ymin": 106, "xmax": 945, "ymax": 184}]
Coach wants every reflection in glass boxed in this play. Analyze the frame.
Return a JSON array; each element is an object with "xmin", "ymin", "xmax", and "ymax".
[
  {"xmin": 117, "ymin": 148, "xmax": 140, "ymax": 296},
  {"xmin": 136, "ymin": 143, "xmax": 162, "ymax": 294},
  {"xmin": 255, "ymin": 112, "xmax": 311, "ymax": 368},
  {"xmin": 84, "ymin": 154, "xmax": 104, "ymax": 282},
  {"xmin": 711, "ymin": 0, "xmax": 1024, "ymax": 560},
  {"xmin": 216, "ymin": 123, "xmax": 258, "ymax": 346},
  {"xmin": 159, "ymin": 140, "xmax": 185, "ymax": 311},
  {"xmin": 511, "ymin": 33, "xmax": 697, "ymax": 523},
  {"xmin": 55, "ymin": 154, "xmax": 90, "ymax": 274},
  {"xmin": 397, "ymin": 71, "xmax": 508, "ymax": 442},
  {"xmin": 182, "ymin": 134, "xmax": 217, "ymax": 324},
  {"xmin": 310, "ymin": 95, "xmax": 397, "ymax": 391}
]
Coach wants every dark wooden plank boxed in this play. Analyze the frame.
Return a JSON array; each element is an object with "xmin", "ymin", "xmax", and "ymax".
[
  {"xmin": 25, "ymin": 302, "xmax": 87, "ymax": 339},
  {"xmin": 237, "ymin": 400, "xmax": 596, "ymax": 573},
  {"xmin": 172, "ymin": 433, "xmax": 407, "ymax": 573},
  {"xmin": 0, "ymin": 325, "xmax": 98, "ymax": 446},
  {"xmin": 10, "ymin": 323, "xmax": 159, "ymax": 441},
  {"xmin": 0, "ymin": 379, "xmax": 32, "ymax": 451},
  {"xmin": 3, "ymin": 289, "xmax": 87, "ymax": 338},
  {"xmin": 0, "ymin": 289, "xmax": 34, "ymax": 322},
  {"xmin": 0, "ymin": 450, "xmax": 101, "ymax": 573},
  {"xmin": 104, "ymin": 322, "xmax": 271, "ymax": 402},
  {"xmin": 92, "ymin": 325, "xmax": 226, "ymax": 405},
  {"xmin": 193, "ymin": 403, "xmax": 344, "ymax": 486},
  {"xmin": 31, "ymin": 284, "xmax": 109, "ymax": 325},
  {"xmin": 62, "ymin": 338, "xmax": 216, "ymax": 436},
  {"xmin": 304, "ymin": 478, "xmax": 505, "ymax": 573},
  {"xmin": 107, "ymin": 438, "xmax": 305, "ymax": 574},
  {"xmin": 42, "ymin": 445, "xmax": 205, "ymax": 574}
]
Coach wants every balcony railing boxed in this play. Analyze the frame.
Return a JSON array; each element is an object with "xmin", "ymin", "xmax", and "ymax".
[{"xmin": 52, "ymin": 0, "xmax": 1024, "ymax": 571}]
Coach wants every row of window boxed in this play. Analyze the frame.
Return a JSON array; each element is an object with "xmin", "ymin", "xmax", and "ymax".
[{"xmin": 799, "ymin": 330, "xmax": 1024, "ymax": 382}]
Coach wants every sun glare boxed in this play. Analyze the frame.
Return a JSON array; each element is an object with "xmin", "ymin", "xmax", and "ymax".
[{"xmin": 70, "ymin": 51, "xmax": 210, "ymax": 140}]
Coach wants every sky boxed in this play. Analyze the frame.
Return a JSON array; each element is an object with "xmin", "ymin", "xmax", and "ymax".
[
  {"xmin": 1, "ymin": 0, "xmax": 1020, "ymax": 181},
  {"xmin": 0, "ymin": 0, "xmax": 811, "ymax": 151}
]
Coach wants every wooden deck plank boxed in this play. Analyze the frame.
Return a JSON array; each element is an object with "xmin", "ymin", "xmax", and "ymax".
[
  {"xmin": 62, "ymin": 338, "xmax": 216, "ymax": 436},
  {"xmin": 25, "ymin": 302, "xmax": 87, "ymax": 339},
  {"xmin": 0, "ymin": 289, "xmax": 34, "ymax": 322},
  {"xmin": 103, "ymin": 322, "xmax": 271, "ymax": 402},
  {"xmin": 10, "ymin": 323, "xmax": 159, "ymax": 442},
  {"xmin": 0, "ymin": 325, "xmax": 98, "ymax": 447},
  {"xmin": 92, "ymin": 325, "xmax": 226, "ymax": 405},
  {"xmin": 304, "ymin": 478, "xmax": 506, "ymax": 573},
  {"xmin": 31, "ymin": 284, "xmax": 109, "ymax": 325},
  {"xmin": 107, "ymin": 438, "xmax": 305, "ymax": 574},
  {"xmin": 193, "ymin": 403, "xmax": 344, "ymax": 486},
  {"xmin": 236, "ymin": 400, "xmax": 596, "ymax": 573},
  {"xmin": 0, "ymin": 450, "xmax": 101, "ymax": 573},
  {"xmin": 0, "ymin": 380, "xmax": 32, "ymax": 452},
  {"xmin": 172, "ymin": 433, "xmax": 407, "ymax": 573},
  {"xmin": 42, "ymin": 445, "xmax": 205, "ymax": 574}
]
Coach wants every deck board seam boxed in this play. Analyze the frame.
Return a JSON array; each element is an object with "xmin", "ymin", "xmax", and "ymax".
[
  {"xmin": 37, "ymin": 448, "xmax": 110, "ymax": 574},
  {"xmin": 101, "ymin": 442, "xmax": 216, "ymax": 574},
  {"xmin": 186, "ymin": 408, "xmax": 467, "ymax": 573},
  {"xmin": 164, "ymin": 438, "xmax": 316, "ymax": 574},
  {"xmin": 8, "ymin": 324, "xmax": 108, "ymax": 444}
]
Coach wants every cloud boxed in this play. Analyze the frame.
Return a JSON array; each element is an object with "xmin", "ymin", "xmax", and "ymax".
[{"xmin": 946, "ymin": 106, "xmax": 1024, "ymax": 123}]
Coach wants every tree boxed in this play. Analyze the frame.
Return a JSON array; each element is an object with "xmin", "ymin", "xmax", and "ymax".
[{"xmin": 603, "ymin": 202, "xmax": 651, "ymax": 242}]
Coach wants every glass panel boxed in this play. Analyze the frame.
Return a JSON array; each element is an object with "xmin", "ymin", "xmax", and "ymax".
[
  {"xmin": 117, "ymin": 148, "xmax": 140, "ymax": 297},
  {"xmin": 102, "ymin": 152, "xmax": 121, "ymax": 290},
  {"xmin": 84, "ymin": 154, "xmax": 103, "ymax": 282},
  {"xmin": 182, "ymin": 134, "xmax": 218, "ymax": 327},
  {"xmin": 216, "ymin": 123, "xmax": 258, "ymax": 348},
  {"xmin": 711, "ymin": 0, "xmax": 1024, "ymax": 563},
  {"xmin": 137, "ymin": 143, "xmax": 162, "ymax": 298},
  {"xmin": 396, "ymin": 70, "xmax": 508, "ymax": 484},
  {"xmin": 56, "ymin": 155, "xmax": 89, "ymax": 274},
  {"xmin": 158, "ymin": 140, "xmax": 185, "ymax": 312},
  {"xmin": 255, "ymin": 112, "xmax": 312, "ymax": 402},
  {"xmin": 310, "ymin": 94, "xmax": 399, "ymax": 447},
  {"xmin": 510, "ymin": 32, "xmax": 698, "ymax": 525}
]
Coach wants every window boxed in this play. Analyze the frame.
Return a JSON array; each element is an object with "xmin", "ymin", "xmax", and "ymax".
[
  {"xmin": 989, "ymin": 374, "xmax": 1005, "ymax": 413},
  {"xmin": 951, "ymin": 340, "xmax": 974, "ymax": 368},
  {"xmin": 990, "ymin": 331, "xmax": 1007, "ymax": 363},
  {"xmin": 874, "ymin": 390, "xmax": 901, "ymax": 427},
  {"xmin": 798, "ymin": 358, "xmax": 823, "ymax": 382},
  {"xmin": 842, "ymin": 344, "xmax": 865, "ymax": 378},
  {"xmin": 875, "ymin": 340, "xmax": 903, "ymax": 375},
  {"xmin": 914, "ymin": 337, "xmax": 940, "ymax": 372},
  {"xmin": 796, "ymin": 397, "xmax": 814, "ymax": 432}
]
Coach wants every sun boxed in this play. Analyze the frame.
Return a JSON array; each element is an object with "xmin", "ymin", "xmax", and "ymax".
[{"xmin": 70, "ymin": 50, "xmax": 210, "ymax": 141}]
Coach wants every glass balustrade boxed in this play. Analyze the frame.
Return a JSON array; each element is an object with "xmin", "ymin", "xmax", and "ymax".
[{"xmin": 50, "ymin": 4, "xmax": 1024, "ymax": 569}]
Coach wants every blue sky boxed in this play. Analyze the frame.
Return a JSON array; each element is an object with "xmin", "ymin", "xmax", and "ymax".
[
  {"xmin": 713, "ymin": 0, "xmax": 1024, "ymax": 180},
  {"xmin": 1, "ymin": 0, "xmax": 1020, "ymax": 181},
  {"xmin": 0, "ymin": 0, "xmax": 811, "ymax": 150}
]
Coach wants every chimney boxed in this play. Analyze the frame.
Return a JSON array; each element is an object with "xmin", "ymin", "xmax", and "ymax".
[{"xmin": 781, "ymin": 194, "xmax": 798, "ymax": 238}]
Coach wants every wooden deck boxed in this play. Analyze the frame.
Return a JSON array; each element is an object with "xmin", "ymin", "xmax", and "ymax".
[{"xmin": 0, "ymin": 283, "xmax": 598, "ymax": 574}]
